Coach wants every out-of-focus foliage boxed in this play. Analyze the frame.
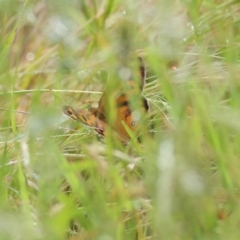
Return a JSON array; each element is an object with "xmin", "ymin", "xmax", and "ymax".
[{"xmin": 1, "ymin": 0, "xmax": 240, "ymax": 239}]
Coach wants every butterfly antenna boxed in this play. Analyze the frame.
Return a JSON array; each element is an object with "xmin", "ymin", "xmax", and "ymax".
[{"xmin": 138, "ymin": 57, "xmax": 146, "ymax": 89}]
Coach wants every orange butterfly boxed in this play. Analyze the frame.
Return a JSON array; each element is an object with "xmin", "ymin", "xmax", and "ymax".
[{"xmin": 63, "ymin": 58, "xmax": 149, "ymax": 142}]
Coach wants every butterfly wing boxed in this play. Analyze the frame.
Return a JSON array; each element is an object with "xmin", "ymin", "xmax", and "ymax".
[
  {"xmin": 94, "ymin": 57, "xmax": 149, "ymax": 139},
  {"xmin": 63, "ymin": 106, "xmax": 106, "ymax": 136}
]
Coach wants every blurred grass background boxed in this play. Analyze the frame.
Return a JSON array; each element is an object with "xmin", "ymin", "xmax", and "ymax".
[{"xmin": 1, "ymin": 0, "xmax": 240, "ymax": 239}]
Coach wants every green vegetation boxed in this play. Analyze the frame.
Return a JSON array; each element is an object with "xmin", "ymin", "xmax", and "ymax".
[{"xmin": 1, "ymin": 0, "xmax": 240, "ymax": 239}]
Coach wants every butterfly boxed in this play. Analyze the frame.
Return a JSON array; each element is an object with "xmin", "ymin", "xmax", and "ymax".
[{"xmin": 63, "ymin": 58, "xmax": 149, "ymax": 142}]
